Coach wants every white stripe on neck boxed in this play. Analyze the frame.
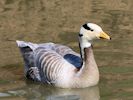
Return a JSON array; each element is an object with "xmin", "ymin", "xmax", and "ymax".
[
  {"xmin": 79, "ymin": 38, "xmax": 92, "ymax": 59},
  {"xmin": 80, "ymin": 39, "xmax": 91, "ymax": 49}
]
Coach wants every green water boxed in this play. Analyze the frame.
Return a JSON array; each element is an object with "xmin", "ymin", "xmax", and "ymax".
[{"xmin": 0, "ymin": 0, "xmax": 133, "ymax": 100}]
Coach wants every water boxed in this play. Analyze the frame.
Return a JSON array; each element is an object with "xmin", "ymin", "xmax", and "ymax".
[{"xmin": 0, "ymin": 0, "xmax": 133, "ymax": 100}]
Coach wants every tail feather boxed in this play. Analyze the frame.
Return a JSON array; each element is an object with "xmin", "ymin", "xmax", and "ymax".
[
  {"xmin": 16, "ymin": 40, "xmax": 37, "ymax": 74},
  {"xmin": 16, "ymin": 40, "xmax": 38, "ymax": 50}
]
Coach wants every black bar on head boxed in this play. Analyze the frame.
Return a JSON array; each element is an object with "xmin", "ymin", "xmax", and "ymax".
[{"xmin": 82, "ymin": 23, "xmax": 91, "ymax": 30}]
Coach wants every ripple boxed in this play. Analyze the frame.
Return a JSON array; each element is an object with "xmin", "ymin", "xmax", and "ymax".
[
  {"xmin": 46, "ymin": 95, "xmax": 80, "ymax": 100},
  {"xmin": 0, "ymin": 92, "xmax": 11, "ymax": 97}
]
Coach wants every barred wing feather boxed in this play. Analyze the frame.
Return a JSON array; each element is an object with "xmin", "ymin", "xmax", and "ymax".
[{"xmin": 16, "ymin": 41, "xmax": 81, "ymax": 86}]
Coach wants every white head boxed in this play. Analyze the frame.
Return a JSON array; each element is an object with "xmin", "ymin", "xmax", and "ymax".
[{"xmin": 79, "ymin": 23, "xmax": 111, "ymax": 48}]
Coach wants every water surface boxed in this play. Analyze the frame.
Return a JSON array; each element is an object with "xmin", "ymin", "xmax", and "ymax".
[{"xmin": 0, "ymin": 0, "xmax": 133, "ymax": 100}]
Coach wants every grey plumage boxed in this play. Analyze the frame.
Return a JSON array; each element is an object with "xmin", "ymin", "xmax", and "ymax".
[{"xmin": 17, "ymin": 41, "xmax": 80, "ymax": 85}]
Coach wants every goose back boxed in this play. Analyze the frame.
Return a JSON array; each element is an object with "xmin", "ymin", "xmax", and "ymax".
[{"xmin": 17, "ymin": 41, "xmax": 81, "ymax": 86}]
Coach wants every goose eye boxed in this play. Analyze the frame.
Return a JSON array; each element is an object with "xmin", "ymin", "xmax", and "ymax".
[{"xmin": 90, "ymin": 29, "xmax": 93, "ymax": 31}]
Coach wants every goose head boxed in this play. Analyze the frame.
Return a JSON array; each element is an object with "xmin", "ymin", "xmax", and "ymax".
[{"xmin": 79, "ymin": 23, "xmax": 111, "ymax": 48}]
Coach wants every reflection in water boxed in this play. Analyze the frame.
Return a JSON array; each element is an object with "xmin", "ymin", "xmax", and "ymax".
[
  {"xmin": 0, "ymin": 79, "xmax": 100, "ymax": 99},
  {"xmin": 46, "ymin": 95, "xmax": 80, "ymax": 100},
  {"xmin": 0, "ymin": 92, "xmax": 10, "ymax": 97},
  {"xmin": 6, "ymin": 82, "xmax": 100, "ymax": 100}
]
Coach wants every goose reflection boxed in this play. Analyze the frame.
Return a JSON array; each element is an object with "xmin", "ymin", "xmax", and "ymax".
[{"xmin": 9, "ymin": 82, "xmax": 100, "ymax": 100}]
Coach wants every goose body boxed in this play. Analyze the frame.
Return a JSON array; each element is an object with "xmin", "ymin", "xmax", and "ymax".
[{"xmin": 17, "ymin": 23, "xmax": 111, "ymax": 88}]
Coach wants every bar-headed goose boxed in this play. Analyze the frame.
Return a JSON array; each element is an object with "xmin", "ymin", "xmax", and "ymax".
[{"xmin": 16, "ymin": 23, "xmax": 111, "ymax": 88}]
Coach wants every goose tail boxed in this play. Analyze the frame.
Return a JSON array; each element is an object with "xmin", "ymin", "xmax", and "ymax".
[
  {"xmin": 16, "ymin": 40, "xmax": 38, "ymax": 51},
  {"xmin": 16, "ymin": 40, "xmax": 38, "ymax": 75}
]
